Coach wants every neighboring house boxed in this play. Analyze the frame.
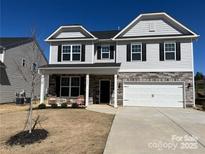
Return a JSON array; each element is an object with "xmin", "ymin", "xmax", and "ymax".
[
  {"xmin": 39, "ymin": 12, "xmax": 199, "ymax": 108},
  {"xmin": 0, "ymin": 37, "xmax": 48, "ymax": 103}
]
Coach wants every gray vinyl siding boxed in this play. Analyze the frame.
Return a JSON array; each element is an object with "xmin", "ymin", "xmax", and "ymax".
[
  {"xmin": 0, "ymin": 41, "xmax": 48, "ymax": 103},
  {"xmin": 123, "ymin": 19, "xmax": 181, "ymax": 37},
  {"xmin": 56, "ymin": 31, "xmax": 86, "ymax": 38},
  {"xmin": 117, "ymin": 39, "xmax": 193, "ymax": 72},
  {"xmin": 49, "ymin": 41, "xmax": 94, "ymax": 64}
]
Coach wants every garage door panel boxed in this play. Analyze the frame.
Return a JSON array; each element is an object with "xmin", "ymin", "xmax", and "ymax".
[{"xmin": 123, "ymin": 83, "xmax": 183, "ymax": 107}]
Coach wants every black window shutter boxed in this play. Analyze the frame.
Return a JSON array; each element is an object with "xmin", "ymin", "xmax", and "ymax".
[
  {"xmin": 80, "ymin": 77, "xmax": 85, "ymax": 95},
  {"xmin": 56, "ymin": 75, "xmax": 60, "ymax": 97},
  {"xmin": 176, "ymin": 42, "xmax": 181, "ymax": 61},
  {"xmin": 127, "ymin": 44, "xmax": 131, "ymax": 61},
  {"xmin": 159, "ymin": 43, "xmax": 164, "ymax": 61},
  {"xmin": 81, "ymin": 44, "xmax": 85, "ymax": 61},
  {"xmin": 58, "ymin": 45, "xmax": 62, "ymax": 62},
  {"xmin": 110, "ymin": 45, "xmax": 114, "ymax": 59},
  {"xmin": 97, "ymin": 46, "xmax": 101, "ymax": 60},
  {"xmin": 142, "ymin": 43, "xmax": 146, "ymax": 61}
]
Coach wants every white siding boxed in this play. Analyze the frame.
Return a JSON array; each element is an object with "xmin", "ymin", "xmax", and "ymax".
[
  {"xmin": 123, "ymin": 20, "xmax": 181, "ymax": 37},
  {"xmin": 94, "ymin": 43, "xmax": 116, "ymax": 63},
  {"xmin": 117, "ymin": 40, "xmax": 193, "ymax": 72},
  {"xmin": 56, "ymin": 31, "xmax": 85, "ymax": 38},
  {"xmin": 0, "ymin": 42, "xmax": 48, "ymax": 103},
  {"xmin": 49, "ymin": 42, "xmax": 93, "ymax": 64}
]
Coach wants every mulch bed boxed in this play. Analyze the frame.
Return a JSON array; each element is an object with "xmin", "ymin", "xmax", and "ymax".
[{"xmin": 6, "ymin": 129, "xmax": 48, "ymax": 146}]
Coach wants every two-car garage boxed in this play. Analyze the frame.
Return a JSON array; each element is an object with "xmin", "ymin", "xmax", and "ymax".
[{"xmin": 123, "ymin": 82, "xmax": 184, "ymax": 108}]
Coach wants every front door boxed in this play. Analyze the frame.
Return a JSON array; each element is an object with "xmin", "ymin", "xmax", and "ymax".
[{"xmin": 100, "ymin": 80, "xmax": 110, "ymax": 103}]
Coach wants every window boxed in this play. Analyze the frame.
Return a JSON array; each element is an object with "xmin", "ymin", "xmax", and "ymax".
[
  {"xmin": 22, "ymin": 59, "xmax": 26, "ymax": 67},
  {"xmin": 131, "ymin": 43, "xmax": 142, "ymax": 61},
  {"xmin": 62, "ymin": 45, "xmax": 81, "ymax": 61},
  {"xmin": 60, "ymin": 76, "xmax": 80, "ymax": 97},
  {"xmin": 62, "ymin": 45, "xmax": 71, "ymax": 61},
  {"xmin": 164, "ymin": 42, "xmax": 176, "ymax": 60},
  {"xmin": 72, "ymin": 45, "xmax": 81, "ymax": 61},
  {"xmin": 101, "ymin": 45, "xmax": 110, "ymax": 59}
]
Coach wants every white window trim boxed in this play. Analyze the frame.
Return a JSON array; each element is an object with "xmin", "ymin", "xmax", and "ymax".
[
  {"xmin": 101, "ymin": 45, "xmax": 110, "ymax": 59},
  {"xmin": 131, "ymin": 43, "xmax": 142, "ymax": 61},
  {"xmin": 60, "ymin": 76, "xmax": 80, "ymax": 98},
  {"xmin": 164, "ymin": 41, "xmax": 176, "ymax": 61},
  {"xmin": 61, "ymin": 44, "xmax": 81, "ymax": 61}
]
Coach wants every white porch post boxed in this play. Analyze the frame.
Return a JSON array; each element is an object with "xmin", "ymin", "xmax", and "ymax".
[
  {"xmin": 40, "ymin": 74, "xmax": 45, "ymax": 104},
  {"xmin": 114, "ymin": 74, "xmax": 118, "ymax": 108},
  {"xmin": 85, "ymin": 74, "xmax": 90, "ymax": 107}
]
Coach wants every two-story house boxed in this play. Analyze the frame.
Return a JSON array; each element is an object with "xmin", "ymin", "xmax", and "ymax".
[
  {"xmin": 39, "ymin": 12, "xmax": 199, "ymax": 108},
  {"xmin": 0, "ymin": 37, "xmax": 48, "ymax": 103}
]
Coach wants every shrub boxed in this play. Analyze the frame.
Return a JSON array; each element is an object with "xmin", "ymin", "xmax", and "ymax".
[
  {"xmin": 61, "ymin": 103, "xmax": 67, "ymax": 108},
  {"xmin": 38, "ymin": 103, "xmax": 46, "ymax": 109},
  {"xmin": 51, "ymin": 103, "xmax": 58, "ymax": 108},
  {"xmin": 71, "ymin": 103, "xmax": 79, "ymax": 108}
]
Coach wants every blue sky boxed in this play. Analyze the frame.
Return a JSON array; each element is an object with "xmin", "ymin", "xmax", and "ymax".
[{"xmin": 1, "ymin": 0, "xmax": 204, "ymax": 74}]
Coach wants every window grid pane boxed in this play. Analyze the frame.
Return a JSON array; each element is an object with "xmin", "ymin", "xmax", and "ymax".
[
  {"xmin": 63, "ymin": 46, "xmax": 71, "ymax": 53},
  {"xmin": 132, "ymin": 45, "xmax": 141, "ymax": 53}
]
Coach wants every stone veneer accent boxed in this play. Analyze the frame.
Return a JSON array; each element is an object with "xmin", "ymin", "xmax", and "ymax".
[
  {"xmin": 89, "ymin": 75, "xmax": 114, "ymax": 104},
  {"xmin": 48, "ymin": 74, "xmax": 114, "ymax": 104},
  {"xmin": 117, "ymin": 72, "xmax": 194, "ymax": 107}
]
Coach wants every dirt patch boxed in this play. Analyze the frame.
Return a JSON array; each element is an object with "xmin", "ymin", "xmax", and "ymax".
[
  {"xmin": 6, "ymin": 129, "xmax": 48, "ymax": 146},
  {"xmin": 0, "ymin": 109, "xmax": 114, "ymax": 154}
]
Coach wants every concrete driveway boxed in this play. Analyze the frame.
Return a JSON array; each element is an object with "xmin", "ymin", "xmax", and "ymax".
[{"xmin": 104, "ymin": 107, "xmax": 205, "ymax": 154}]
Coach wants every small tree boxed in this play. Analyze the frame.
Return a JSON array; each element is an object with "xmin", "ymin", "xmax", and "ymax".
[
  {"xmin": 195, "ymin": 72, "xmax": 204, "ymax": 81},
  {"xmin": 24, "ymin": 30, "xmax": 45, "ymax": 133}
]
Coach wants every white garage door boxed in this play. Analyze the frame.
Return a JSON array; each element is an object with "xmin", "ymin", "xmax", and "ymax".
[{"xmin": 123, "ymin": 82, "xmax": 184, "ymax": 107}]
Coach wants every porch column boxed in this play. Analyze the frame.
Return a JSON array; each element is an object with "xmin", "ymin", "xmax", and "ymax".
[
  {"xmin": 85, "ymin": 74, "xmax": 89, "ymax": 106},
  {"xmin": 40, "ymin": 74, "xmax": 45, "ymax": 104},
  {"xmin": 114, "ymin": 74, "xmax": 118, "ymax": 108}
]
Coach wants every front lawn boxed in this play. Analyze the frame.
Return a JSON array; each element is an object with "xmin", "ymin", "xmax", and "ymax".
[{"xmin": 0, "ymin": 108, "xmax": 114, "ymax": 154}]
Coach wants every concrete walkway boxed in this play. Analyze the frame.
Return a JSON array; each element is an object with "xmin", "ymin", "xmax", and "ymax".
[
  {"xmin": 86, "ymin": 104, "xmax": 118, "ymax": 115},
  {"xmin": 104, "ymin": 107, "xmax": 205, "ymax": 154}
]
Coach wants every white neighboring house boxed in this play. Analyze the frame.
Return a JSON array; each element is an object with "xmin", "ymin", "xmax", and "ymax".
[
  {"xmin": 0, "ymin": 37, "xmax": 48, "ymax": 103},
  {"xmin": 39, "ymin": 12, "xmax": 199, "ymax": 108}
]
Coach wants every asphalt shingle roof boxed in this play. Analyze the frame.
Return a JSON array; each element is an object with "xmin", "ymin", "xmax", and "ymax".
[
  {"xmin": 91, "ymin": 30, "xmax": 120, "ymax": 39},
  {"xmin": 39, "ymin": 63, "xmax": 121, "ymax": 68},
  {"xmin": 0, "ymin": 37, "xmax": 33, "ymax": 49}
]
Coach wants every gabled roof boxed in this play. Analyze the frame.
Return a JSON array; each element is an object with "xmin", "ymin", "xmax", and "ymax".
[
  {"xmin": 91, "ymin": 30, "xmax": 120, "ymax": 39},
  {"xmin": 0, "ymin": 37, "xmax": 33, "ymax": 49},
  {"xmin": 113, "ymin": 12, "xmax": 199, "ymax": 40},
  {"xmin": 45, "ymin": 25, "xmax": 97, "ymax": 42}
]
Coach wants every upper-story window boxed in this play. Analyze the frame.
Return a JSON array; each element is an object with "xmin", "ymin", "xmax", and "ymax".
[
  {"xmin": 62, "ymin": 45, "xmax": 81, "ymax": 61},
  {"xmin": 164, "ymin": 42, "xmax": 176, "ymax": 60},
  {"xmin": 131, "ymin": 43, "xmax": 142, "ymax": 61},
  {"xmin": 101, "ymin": 45, "xmax": 110, "ymax": 59}
]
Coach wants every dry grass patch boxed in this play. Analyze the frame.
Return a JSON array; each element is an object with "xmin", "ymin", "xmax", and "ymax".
[{"xmin": 0, "ymin": 109, "xmax": 114, "ymax": 154}]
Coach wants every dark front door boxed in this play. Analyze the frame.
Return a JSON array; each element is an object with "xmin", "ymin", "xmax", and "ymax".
[{"xmin": 100, "ymin": 80, "xmax": 110, "ymax": 103}]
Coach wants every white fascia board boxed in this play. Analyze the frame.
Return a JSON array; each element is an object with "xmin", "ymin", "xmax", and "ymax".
[
  {"xmin": 80, "ymin": 26, "xmax": 97, "ymax": 39},
  {"xmin": 113, "ymin": 35, "xmax": 199, "ymax": 41},
  {"xmin": 45, "ymin": 38, "xmax": 97, "ymax": 42},
  {"xmin": 112, "ymin": 12, "xmax": 199, "ymax": 40},
  {"xmin": 113, "ymin": 14, "xmax": 142, "ymax": 39},
  {"xmin": 45, "ymin": 25, "xmax": 97, "ymax": 41},
  {"xmin": 39, "ymin": 67, "xmax": 120, "ymax": 70},
  {"xmin": 163, "ymin": 13, "xmax": 198, "ymax": 36},
  {"xmin": 119, "ymin": 69, "xmax": 193, "ymax": 72}
]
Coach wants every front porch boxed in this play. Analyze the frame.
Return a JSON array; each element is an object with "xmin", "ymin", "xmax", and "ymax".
[{"xmin": 38, "ymin": 63, "xmax": 120, "ymax": 108}]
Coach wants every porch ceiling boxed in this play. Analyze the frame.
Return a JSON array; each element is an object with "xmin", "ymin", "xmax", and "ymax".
[{"xmin": 38, "ymin": 63, "xmax": 121, "ymax": 75}]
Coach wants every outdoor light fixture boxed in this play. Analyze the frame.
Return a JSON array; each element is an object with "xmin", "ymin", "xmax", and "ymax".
[{"xmin": 187, "ymin": 83, "xmax": 191, "ymax": 89}]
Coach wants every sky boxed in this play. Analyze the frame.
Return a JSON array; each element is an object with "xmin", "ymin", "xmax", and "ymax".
[{"xmin": 1, "ymin": 0, "xmax": 204, "ymax": 74}]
